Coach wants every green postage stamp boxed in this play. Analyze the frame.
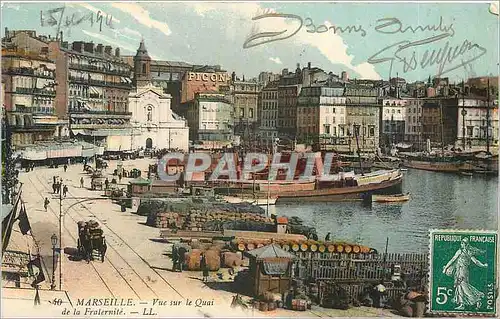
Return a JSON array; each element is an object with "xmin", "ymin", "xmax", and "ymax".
[{"xmin": 429, "ymin": 229, "xmax": 498, "ymax": 316}]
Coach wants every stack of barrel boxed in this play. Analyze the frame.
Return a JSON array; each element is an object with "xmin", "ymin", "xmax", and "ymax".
[
  {"xmin": 232, "ymin": 238, "xmax": 375, "ymax": 254},
  {"xmin": 184, "ymin": 240, "xmax": 244, "ymax": 271}
]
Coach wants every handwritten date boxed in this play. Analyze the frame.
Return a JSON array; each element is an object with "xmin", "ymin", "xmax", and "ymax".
[{"xmin": 40, "ymin": 7, "xmax": 114, "ymax": 34}]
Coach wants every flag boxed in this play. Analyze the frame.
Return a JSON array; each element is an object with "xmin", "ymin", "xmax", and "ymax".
[
  {"xmin": 18, "ymin": 203, "xmax": 31, "ymax": 235},
  {"xmin": 28, "ymin": 256, "xmax": 45, "ymax": 287}
]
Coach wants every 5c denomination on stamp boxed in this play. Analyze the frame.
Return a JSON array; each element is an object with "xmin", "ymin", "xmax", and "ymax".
[{"xmin": 429, "ymin": 229, "xmax": 497, "ymax": 316}]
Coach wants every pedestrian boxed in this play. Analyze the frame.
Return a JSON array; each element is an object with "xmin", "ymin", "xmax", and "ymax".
[
  {"xmin": 177, "ymin": 246, "xmax": 186, "ymax": 272},
  {"xmin": 105, "ymin": 178, "xmax": 109, "ymax": 189},
  {"xmin": 64, "ymin": 164, "xmax": 67, "ymax": 172},
  {"xmin": 52, "ymin": 183, "xmax": 57, "ymax": 194},
  {"xmin": 325, "ymin": 232, "xmax": 331, "ymax": 241},
  {"xmin": 34, "ymin": 285, "xmax": 41, "ymax": 305},
  {"xmin": 200, "ymin": 252, "xmax": 209, "ymax": 282},
  {"xmin": 63, "ymin": 185, "xmax": 68, "ymax": 197},
  {"xmin": 31, "ymin": 163, "xmax": 35, "ymax": 171},
  {"xmin": 80, "ymin": 177, "xmax": 84, "ymax": 188},
  {"xmin": 118, "ymin": 173, "xmax": 122, "ymax": 183},
  {"xmin": 56, "ymin": 182, "xmax": 61, "ymax": 194},
  {"xmin": 53, "ymin": 176, "xmax": 57, "ymax": 184},
  {"xmin": 44, "ymin": 198, "xmax": 50, "ymax": 211},
  {"xmin": 172, "ymin": 246, "xmax": 178, "ymax": 272}
]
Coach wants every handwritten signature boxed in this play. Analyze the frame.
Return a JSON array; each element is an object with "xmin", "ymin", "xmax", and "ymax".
[
  {"xmin": 367, "ymin": 33, "xmax": 487, "ymax": 79},
  {"xmin": 243, "ymin": 13, "xmax": 365, "ymax": 49},
  {"xmin": 244, "ymin": 12, "xmax": 485, "ymax": 79},
  {"xmin": 40, "ymin": 6, "xmax": 114, "ymax": 35}
]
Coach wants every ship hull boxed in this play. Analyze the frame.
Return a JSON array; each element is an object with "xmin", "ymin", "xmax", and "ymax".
[
  {"xmin": 274, "ymin": 174, "xmax": 403, "ymax": 203},
  {"xmin": 403, "ymin": 160, "xmax": 463, "ymax": 172}
]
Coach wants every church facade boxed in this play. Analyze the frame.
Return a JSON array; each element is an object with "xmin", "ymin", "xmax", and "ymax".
[{"xmin": 128, "ymin": 41, "xmax": 189, "ymax": 151}]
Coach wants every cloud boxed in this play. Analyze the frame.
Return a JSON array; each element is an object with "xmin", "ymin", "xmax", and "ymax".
[
  {"xmin": 489, "ymin": 2, "xmax": 499, "ymax": 15},
  {"xmin": 81, "ymin": 30, "xmax": 137, "ymax": 53},
  {"xmin": 122, "ymin": 27, "xmax": 142, "ymax": 38},
  {"xmin": 4, "ymin": 4, "xmax": 20, "ymax": 11},
  {"xmin": 111, "ymin": 3, "xmax": 171, "ymax": 37},
  {"xmin": 67, "ymin": 3, "xmax": 121, "ymax": 23},
  {"xmin": 184, "ymin": 3, "xmax": 381, "ymax": 79},
  {"xmin": 269, "ymin": 57, "xmax": 283, "ymax": 64}
]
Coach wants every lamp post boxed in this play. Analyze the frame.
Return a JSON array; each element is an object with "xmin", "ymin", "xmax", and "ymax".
[{"xmin": 50, "ymin": 234, "xmax": 57, "ymax": 290}]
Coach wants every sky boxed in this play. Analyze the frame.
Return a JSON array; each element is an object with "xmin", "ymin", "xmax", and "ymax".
[{"xmin": 1, "ymin": 1, "xmax": 499, "ymax": 83}]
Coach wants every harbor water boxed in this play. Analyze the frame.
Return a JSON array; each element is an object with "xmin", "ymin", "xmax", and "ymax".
[{"xmin": 270, "ymin": 169, "xmax": 498, "ymax": 253}]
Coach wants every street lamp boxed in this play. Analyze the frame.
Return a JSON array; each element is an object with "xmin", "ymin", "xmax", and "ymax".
[{"xmin": 50, "ymin": 233, "xmax": 58, "ymax": 290}]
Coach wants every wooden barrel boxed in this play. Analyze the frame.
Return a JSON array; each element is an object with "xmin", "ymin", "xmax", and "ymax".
[
  {"xmin": 205, "ymin": 249, "xmax": 220, "ymax": 271},
  {"xmin": 344, "ymin": 245, "xmax": 352, "ymax": 253},
  {"xmin": 360, "ymin": 245, "xmax": 370, "ymax": 253},
  {"xmin": 258, "ymin": 301, "xmax": 268, "ymax": 312},
  {"xmin": 336, "ymin": 244, "xmax": 344, "ymax": 253},
  {"xmin": 353, "ymin": 245, "xmax": 361, "ymax": 253},
  {"xmin": 310, "ymin": 244, "xmax": 318, "ymax": 252},
  {"xmin": 300, "ymin": 243, "xmax": 308, "ymax": 252},
  {"xmin": 268, "ymin": 301, "xmax": 276, "ymax": 311},
  {"xmin": 291, "ymin": 299, "xmax": 307, "ymax": 311},
  {"xmin": 257, "ymin": 243, "xmax": 264, "ymax": 248},
  {"xmin": 237, "ymin": 243, "xmax": 246, "ymax": 251},
  {"xmin": 327, "ymin": 244, "xmax": 335, "ymax": 253},
  {"xmin": 292, "ymin": 243, "xmax": 300, "ymax": 252},
  {"xmin": 282, "ymin": 244, "xmax": 290, "ymax": 251},
  {"xmin": 318, "ymin": 245, "xmax": 326, "ymax": 253},
  {"xmin": 247, "ymin": 243, "xmax": 255, "ymax": 250},
  {"xmin": 185, "ymin": 249, "xmax": 202, "ymax": 270}
]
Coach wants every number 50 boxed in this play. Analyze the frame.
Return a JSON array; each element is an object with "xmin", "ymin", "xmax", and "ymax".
[{"xmin": 436, "ymin": 287, "xmax": 453, "ymax": 305}]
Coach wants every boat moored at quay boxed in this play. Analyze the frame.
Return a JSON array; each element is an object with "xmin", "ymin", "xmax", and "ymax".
[{"xmin": 212, "ymin": 169, "xmax": 403, "ymax": 203}]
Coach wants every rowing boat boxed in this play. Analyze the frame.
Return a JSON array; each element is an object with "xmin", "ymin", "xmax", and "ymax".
[{"xmin": 372, "ymin": 193, "xmax": 410, "ymax": 203}]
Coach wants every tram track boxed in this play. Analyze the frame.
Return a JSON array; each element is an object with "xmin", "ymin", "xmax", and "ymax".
[
  {"xmin": 29, "ymin": 169, "xmax": 184, "ymax": 299},
  {"xmin": 27, "ymin": 173, "xmax": 141, "ymax": 299}
]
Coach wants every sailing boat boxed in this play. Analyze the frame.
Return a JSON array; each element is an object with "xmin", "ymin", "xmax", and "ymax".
[
  {"xmin": 402, "ymin": 96, "xmax": 464, "ymax": 173},
  {"xmin": 459, "ymin": 79, "xmax": 499, "ymax": 176}
]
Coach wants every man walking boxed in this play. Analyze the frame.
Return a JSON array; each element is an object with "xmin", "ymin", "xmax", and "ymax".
[
  {"xmin": 63, "ymin": 164, "xmax": 68, "ymax": 172},
  {"xmin": 63, "ymin": 185, "xmax": 68, "ymax": 198},
  {"xmin": 44, "ymin": 198, "xmax": 50, "ymax": 211},
  {"xmin": 80, "ymin": 177, "xmax": 84, "ymax": 188}
]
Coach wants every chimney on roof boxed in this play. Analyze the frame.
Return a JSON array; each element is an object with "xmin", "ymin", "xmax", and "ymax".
[
  {"xmin": 72, "ymin": 41, "xmax": 84, "ymax": 52},
  {"xmin": 61, "ymin": 41, "xmax": 69, "ymax": 49},
  {"xmin": 308, "ymin": 62, "xmax": 311, "ymax": 70},
  {"xmin": 104, "ymin": 45, "xmax": 112, "ymax": 55},
  {"xmin": 282, "ymin": 68, "xmax": 288, "ymax": 76},
  {"xmin": 96, "ymin": 44, "xmax": 103, "ymax": 54},
  {"xmin": 115, "ymin": 47, "xmax": 120, "ymax": 57},
  {"xmin": 84, "ymin": 42, "xmax": 95, "ymax": 53},
  {"xmin": 4, "ymin": 27, "xmax": 8, "ymax": 37}
]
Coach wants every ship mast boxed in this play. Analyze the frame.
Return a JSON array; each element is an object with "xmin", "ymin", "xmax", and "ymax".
[
  {"xmin": 439, "ymin": 100, "xmax": 445, "ymax": 157},
  {"xmin": 486, "ymin": 78, "xmax": 490, "ymax": 154}
]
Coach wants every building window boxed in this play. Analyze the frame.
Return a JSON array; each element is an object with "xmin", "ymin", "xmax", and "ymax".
[
  {"xmin": 249, "ymin": 108, "xmax": 254, "ymax": 118},
  {"xmin": 142, "ymin": 63, "xmax": 147, "ymax": 75}
]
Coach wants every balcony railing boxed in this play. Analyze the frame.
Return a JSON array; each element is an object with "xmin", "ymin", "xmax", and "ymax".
[
  {"xmin": 13, "ymin": 87, "xmax": 56, "ymax": 96},
  {"xmin": 69, "ymin": 63, "xmax": 131, "ymax": 77},
  {"xmin": 69, "ymin": 76, "xmax": 132, "ymax": 89},
  {"xmin": 11, "ymin": 106, "xmax": 56, "ymax": 114},
  {"xmin": 3, "ymin": 67, "xmax": 55, "ymax": 79},
  {"xmin": 69, "ymin": 109, "xmax": 132, "ymax": 116}
]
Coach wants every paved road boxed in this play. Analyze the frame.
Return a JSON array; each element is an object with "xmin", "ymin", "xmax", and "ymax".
[{"xmin": 14, "ymin": 159, "xmax": 398, "ymax": 318}]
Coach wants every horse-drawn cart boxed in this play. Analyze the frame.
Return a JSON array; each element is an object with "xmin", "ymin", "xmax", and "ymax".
[{"xmin": 77, "ymin": 220, "xmax": 107, "ymax": 262}]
